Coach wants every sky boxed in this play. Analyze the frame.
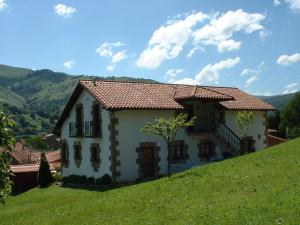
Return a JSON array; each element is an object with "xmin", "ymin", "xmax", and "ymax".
[{"xmin": 0, "ymin": 0, "xmax": 300, "ymax": 95}]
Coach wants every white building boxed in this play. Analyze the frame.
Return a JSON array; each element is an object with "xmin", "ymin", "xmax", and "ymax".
[{"xmin": 54, "ymin": 80, "xmax": 275, "ymax": 182}]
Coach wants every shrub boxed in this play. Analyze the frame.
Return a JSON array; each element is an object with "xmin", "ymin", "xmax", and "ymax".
[
  {"xmin": 96, "ymin": 174, "xmax": 112, "ymax": 185},
  {"xmin": 78, "ymin": 175, "xmax": 87, "ymax": 184},
  {"xmin": 37, "ymin": 152, "xmax": 53, "ymax": 187},
  {"xmin": 62, "ymin": 176, "xmax": 69, "ymax": 183},
  {"xmin": 53, "ymin": 173, "xmax": 62, "ymax": 182},
  {"xmin": 87, "ymin": 177, "xmax": 95, "ymax": 184}
]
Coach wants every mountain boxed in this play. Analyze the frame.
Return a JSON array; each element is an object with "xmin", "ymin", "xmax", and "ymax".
[
  {"xmin": 256, "ymin": 93, "xmax": 297, "ymax": 111},
  {"xmin": 0, "ymin": 64, "xmax": 156, "ymax": 137}
]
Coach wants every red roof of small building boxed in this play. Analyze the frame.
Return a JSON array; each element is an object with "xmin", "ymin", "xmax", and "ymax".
[
  {"xmin": 10, "ymin": 164, "xmax": 40, "ymax": 173},
  {"xmin": 45, "ymin": 150, "xmax": 60, "ymax": 163},
  {"xmin": 0, "ymin": 141, "xmax": 41, "ymax": 164}
]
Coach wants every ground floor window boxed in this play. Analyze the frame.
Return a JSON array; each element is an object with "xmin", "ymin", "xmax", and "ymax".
[
  {"xmin": 169, "ymin": 140, "xmax": 188, "ymax": 163},
  {"xmin": 90, "ymin": 143, "xmax": 101, "ymax": 171},
  {"xmin": 73, "ymin": 141, "xmax": 82, "ymax": 168},
  {"xmin": 198, "ymin": 141, "xmax": 215, "ymax": 160}
]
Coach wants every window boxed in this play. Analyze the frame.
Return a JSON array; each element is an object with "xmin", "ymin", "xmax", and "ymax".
[
  {"xmin": 91, "ymin": 103, "xmax": 102, "ymax": 137},
  {"xmin": 75, "ymin": 104, "xmax": 84, "ymax": 136},
  {"xmin": 61, "ymin": 140, "xmax": 69, "ymax": 167},
  {"xmin": 198, "ymin": 141, "xmax": 215, "ymax": 160},
  {"xmin": 90, "ymin": 143, "xmax": 101, "ymax": 171},
  {"xmin": 170, "ymin": 140, "xmax": 188, "ymax": 163},
  {"xmin": 73, "ymin": 142, "xmax": 82, "ymax": 168}
]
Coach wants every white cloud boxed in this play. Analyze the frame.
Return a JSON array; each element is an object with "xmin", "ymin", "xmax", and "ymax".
[
  {"xmin": 259, "ymin": 30, "xmax": 272, "ymax": 41},
  {"xmin": 244, "ymin": 75, "xmax": 258, "ymax": 88},
  {"xmin": 277, "ymin": 53, "xmax": 300, "ymax": 66},
  {"xmin": 240, "ymin": 68, "xmax": 258, "ymax": 77},
  {"xmin": 253, "ymin": 91, "xmax": 273, "ymax": 96},
  {"xmin": 166, "ymin": 68, "xmax": 184, "ymax": 78},
  {"xmin": 274, "ymin": 0, "xmax": 281, "ymax": 6},
  {"xmin": 196, "ymin": 57, "xmax": 240, "ymax": 84},
  {"xmin": 63, "ymin": 60, "xmax": 75, "ymax": 70},
  {"xmin": 173, "ymin": 78, "xmax": 199, "ymax": 85},
  {"xmin": 193, "ymin": 9, "xmax": 265, "ymax": 53},
  {"xmin": 106, "ymin": 65, "xmax": 115, "ymax": 71},
  {"xmin": 136, "ymin": 12, "xmax": 208, "ymax": 69},
  {"xmin": 112, "ymin": 50, "xmax": 127, "ymax": 63},
  {"xmin": 285, "ymin": 0, "xmax": 300, "ymax": 12},
  {"xmin": 96, "ymin": 42, "xmax": 124, "ymax": 57},
  {"xmin": 165, "ymin": 68, "xmax": 184, "ymax": 82},
  {"xmin": 96, "ymin": 42, "xmax": 128, "ymax": 66},
  {"xmin": 217, "ymin": 39, "xmax": 241, "ymax": 52},
  {"xmin": 186, "ymin": 46, "xmax": 204, "ymax": 58},
  {"xmin": 54, "ymin": 4, "xmax": 77, "ymax": 18},
  {"xmin": 285, "ymin": 82, "xmax": 298, "ymax": 89},
  {"xmin": 283, "ymin": 82, "xmax": 298, "ymax": 94},
  {"xmin": 173, "ymin": 57, "xmax": 240, "ymax": 85},
  {"xmin": 0, "ymin": 0, "xmax": 7, "ymax": 11}
]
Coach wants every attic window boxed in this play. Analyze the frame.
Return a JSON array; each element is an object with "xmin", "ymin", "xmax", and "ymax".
[
  {"xmin": 75, "ymin": 104, "xmax": 84, "ymax": 137},
  {"xmin": 91, "ymin": 102, "xmax": 102, "ymax": 137}
]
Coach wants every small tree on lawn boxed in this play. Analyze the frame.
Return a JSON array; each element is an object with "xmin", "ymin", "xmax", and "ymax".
[
  {"xmin": 236, "ymin": 111, "xmax": 254, "ymax": 137},
  {"xmin": 0, "ymin": 110, "xmax": 16, "ymax": 204},
  {"xmin": 141, "ymin": 113, "xmax": 196, "ymax": 177},
  {"xmin": 37, "ymin": 152, "xmax": 53, "ymax": 187}
]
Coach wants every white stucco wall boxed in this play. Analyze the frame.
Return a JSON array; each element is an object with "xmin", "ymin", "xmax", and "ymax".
[
  {"xmin": 60, "ymin": 89, "xmax": 111, "ymax": 178},
  {"xmin": 224, "ymin": 110, "xmax": 267, "ymax": 151},
  {"xmin": 116, "ymin": 110, "xmax": 202, "ymax": 182},
  {"xmin": 60, "ymin": 92, "xmax": 267, "ymax": 182}
]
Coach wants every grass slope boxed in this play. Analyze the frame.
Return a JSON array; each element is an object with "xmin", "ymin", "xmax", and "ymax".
[{"xmin": 1, "ymin": 138, "xmax": 300, "ymax": 225}]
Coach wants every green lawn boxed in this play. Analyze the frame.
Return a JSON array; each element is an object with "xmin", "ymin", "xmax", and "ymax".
[{"xmin": 1, "ymin": 138, "xmax": 300, "ymax": 225}]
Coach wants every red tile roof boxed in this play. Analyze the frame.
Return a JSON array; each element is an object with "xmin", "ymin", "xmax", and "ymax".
[
  {"xmin": 10, "ymin": 164, "xmax": 40, "ymax": 173},
  {"xmin": 206, "ymin": 87, "xmax": 276, "ymax": 110},
  {"xmin": 45, "ymin": 150, "xmax": 60, "ymax": 163},
  {"xmin": 54, "ymin": 80, "xmax": 276, "ymax": 133},
  {"xmin": 0, "ymin": 142, "xmax": 41, "ymax": 164}
]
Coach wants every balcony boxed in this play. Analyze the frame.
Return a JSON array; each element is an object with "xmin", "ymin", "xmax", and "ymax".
[
  {"xmin": 85, "ymin": 121, "xmax": 102, "ymax": 138},
  {"xmin": 69, "ymin": 122, "xmax": 84, "ymax": 137},
  {"xmin": 187, "ymin": 118, "xmax": 217, "ymax": 133},
  {"xmin": 69, "ymin": 122, "xmax": 77, "ymax": 137}
]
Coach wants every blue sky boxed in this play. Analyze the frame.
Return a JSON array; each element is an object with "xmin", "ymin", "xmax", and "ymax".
[{"xmin": 0, "ymin": 0, "xmax": 300, "ymax": 95}]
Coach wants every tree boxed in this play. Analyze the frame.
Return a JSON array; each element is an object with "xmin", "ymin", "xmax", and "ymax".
[
  {"xmin": 236, "ymin": 111, "xmax": 254, "ymax": 137},
  {"xmin": 141, "ymin": 113, "xmax": 196, "ymax": 177},
  {"xmin": 37, "ymin": 152, "xmax": 53, "ymax": 187},
  {"xmin": 280, "ymin": 92, "xmax": 300, "ymax": 139},
  {"xmin": 0, "ymin": 110, "xmax": 16, "ymax": 204}
]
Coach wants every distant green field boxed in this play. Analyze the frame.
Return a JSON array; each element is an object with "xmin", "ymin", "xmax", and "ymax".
[{"xmin": 1, "ymin": 138, "xmax": 300, "ymax": 225}]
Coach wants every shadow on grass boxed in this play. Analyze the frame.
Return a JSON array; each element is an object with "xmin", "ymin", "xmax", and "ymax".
[{"xmin": 60, "ymin": 176, "xmax": 167, "ymax": 192}]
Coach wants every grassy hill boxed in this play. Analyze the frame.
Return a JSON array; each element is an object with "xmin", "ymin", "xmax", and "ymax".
[
  {"xmin": 1, "ymin": 138, "xmax": 300, "ymax": 225},
  {"xmin": 0, "ymin": 64, "xmax": 157, "ymax": 137}
]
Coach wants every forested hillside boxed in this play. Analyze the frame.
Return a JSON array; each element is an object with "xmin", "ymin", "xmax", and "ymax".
[{"xmin": 0, "ymin": 64, "xmax": 156, "ymax": 136}]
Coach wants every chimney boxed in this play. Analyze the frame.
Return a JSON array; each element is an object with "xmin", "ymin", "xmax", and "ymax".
[{"xmin": 93, "ymin": 78, "xmax": 96, "ymax": 86}]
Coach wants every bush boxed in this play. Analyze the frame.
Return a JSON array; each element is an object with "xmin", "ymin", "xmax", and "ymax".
[
  {"xmin": 53, "ymin": 173, "xmax": 62, "ymax": 182},
  {"xmin": 37, "ymin": 152, "xmax": 53, "ymax": 187},
  {"xmin": 78, "ymin": 175, "xmax": 87, "ymax": 184},
  {"xmin": 62, "ymin": 174, "xmax": 111, "ymax": 185},
  {"xmin": 87, "ymin": 177, "xmax": 95, "ymax": 184},
  {"xmin": 96, "ymin": 174, "xmax": 112, "ymax": 185}
]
